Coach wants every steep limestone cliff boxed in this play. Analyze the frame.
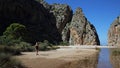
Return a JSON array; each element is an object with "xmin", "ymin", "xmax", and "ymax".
[
  {"xmin": 69, "ymin": 8, "xmax": 100, "ymax": 45},
  {"xmin": 50, "ymin": 4, "xmax": 73, "ymax": 33},
  {"xmin": 108, "ymin": 16, "xmax": 120, "ymax": 46}
]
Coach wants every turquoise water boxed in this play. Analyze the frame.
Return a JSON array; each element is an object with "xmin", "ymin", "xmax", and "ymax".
[{"xmin": 97, "ymin": 48, "xmax": 113, "ymax": 68}]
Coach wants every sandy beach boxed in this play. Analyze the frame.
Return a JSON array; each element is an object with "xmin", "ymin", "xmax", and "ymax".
[{"xmin": 14, "ymin": 48, "xmax": 99, "ymax": 68}]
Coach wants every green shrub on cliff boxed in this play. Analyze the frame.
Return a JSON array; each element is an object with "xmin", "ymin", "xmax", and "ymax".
[{"xmin": 3, "ymin": 23, "xmax": 26, "ymax": 40}]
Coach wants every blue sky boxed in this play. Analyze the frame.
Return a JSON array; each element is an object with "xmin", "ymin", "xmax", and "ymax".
[{"xmin": 45, "ymin": 0, "xmax": 120, "ymax": 45}]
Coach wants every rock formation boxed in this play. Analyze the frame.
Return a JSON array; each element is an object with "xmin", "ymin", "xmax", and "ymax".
[
  {"xmin": 69, "ymin": 8, "xmax": 100, "ymax": 45},
  {"xmin": 62, "ymin": 23, "xmax": 70, "ymax": 42},
  {"xmin": 50, "ymin": 4, "xmax": 73, "ymax": 33},
  {"xmin": 35, "ymin": 0, "xmax": 73, "ymax": 42},
  {"xmin": 0, "ymin": 0, "xmax": 100, "ymax": 45},
  {"xmin": 108, "ymin": 16, "xmax": 120, "ymax": 46},
  {"xmin": 38, "ymin": 0, "xmax": 73, "ymax": 42}
]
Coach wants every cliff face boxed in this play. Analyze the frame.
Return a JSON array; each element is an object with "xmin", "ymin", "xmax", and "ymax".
[
  {"xmin": 50, "ymin": 4, "xmax": 73, "ymax": 33},
  {"xmin": 38, "ymin": 0, "xmax": 73, "ymax": 42},
  {"xmin": 69, "ymin": 8, "xmax": 100, "ymax": 45},
  {"xmin": 108, "ymin": 16, "xmax": 120, "ymax": 46},
  {"xmin": 0, "ymin": 0, "xmax": 100, "ymax": 45},
  {"xmin": 33, "ymin": 0, "xmax": 73, "ymax": 43}
]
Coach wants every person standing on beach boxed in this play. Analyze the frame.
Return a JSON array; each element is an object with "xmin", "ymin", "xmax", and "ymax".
[{"xmin": 35, "ymin": 42, "xmax": 39, "ymax": 55}]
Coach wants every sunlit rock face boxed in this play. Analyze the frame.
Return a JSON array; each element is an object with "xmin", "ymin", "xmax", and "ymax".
[
  {"xmin": 108, "ymin": 16, "xmax": 120, "ymax": 46},
  {"xmin": 69, "ymin": 8, "xmax": 100, "ymax": 45},
  {"xmin": 50, "ymin": 4, "xmax": 73, "ymax": 33}
]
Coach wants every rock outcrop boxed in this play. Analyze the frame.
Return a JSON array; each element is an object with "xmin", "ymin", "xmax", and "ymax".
[
  {"xmin": 37, "ymin": 1, "xmax": 73, "ymax": 33},
  {"xmin": 62, "ymin": 23, "xmax": 70, "ymax": 42},
  {"xmin": 37, "ymin": 0, "xmax": 73, "ymax": 42},
  {"xmin": 69, "ymin": 8, "xmax": 100, "ymax": 45},
  {"xmin": 50, "ymin": 4, "xmax": 73, "ymax": 33},
  {"xmin": 108, "ymin": 16, "xmax": 120, "ymax": 46},
  {"xmin": 36, "ymin": 0, "xmax": 51, "ymax": 11}
]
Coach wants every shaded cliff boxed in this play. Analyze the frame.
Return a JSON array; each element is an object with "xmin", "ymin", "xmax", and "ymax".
[
  {"xmin": 108, "ymin": 16, "xmax": 120, "ymax": 46},
  {"xmin": 69, "ymin": 8, "xmax": 100, "ymax": 45},
  {"xmin": 0, "ymin": 0, "xmax": 61, "ymax": 43}
]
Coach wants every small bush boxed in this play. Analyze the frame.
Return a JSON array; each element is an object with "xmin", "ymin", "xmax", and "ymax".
[
  {"xmin": 0, "ymin": 45, "xmax": 21, "ymax": 55},
  {"xmin": 0, "ymin": 41, "xmax": 34, "ymax": 53},
  {"xmin": 0, "ymin": 45, "xmax": 25, "ymax": 68},
  {"xmin": 15, "ymin": 42, "xmax": 34, "ymax": 52},
  {"xmin": 112, "ymin": 50, "xmax": 120, "ymax": 56},
  {"xmin": 38, "ymin": 40, "xmax": 57, "ymax": 51},
  {"xmin": 0, "ymin": 53, "xmax": 25, "ymax": 68},
  {"xmin": 0, "ymin": 53, "xmax": 11, "ymax": 68},
  {"xmin": 38, "ymin": 43, "xmax": 47, "ymax": 51},
  {"xmin": 38, "ymin": 40, "xmax": 49, "ymax": 51},
  {"xmin": 60, "ymin": 41, "xmax": 69, "ymax": 46},
  {"xmin": 83, "ymin": 29, "xmax": 86, "ymax": 34},
  {"xmin": 50, "ymin": 46, "xmax": 60, "ymax": 50}
]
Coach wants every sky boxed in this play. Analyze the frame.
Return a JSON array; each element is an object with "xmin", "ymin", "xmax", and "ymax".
[{"xmin": 45, "ymin": 0, "xmax": 120, "ymax": 45}]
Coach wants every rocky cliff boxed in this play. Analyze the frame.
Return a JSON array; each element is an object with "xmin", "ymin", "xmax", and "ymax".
[
  {"xmin": 69, "ymin": 8, "xmax": 100, "ymax": 45},
  {"xmin": 50, "ymin": 4, "xmax": 73, "ymax": 33},
  {"xmin": 0, "ymin": 0, "xmax": 100, "ymax": 45},
  {"xmin": 36, "ymin": 0, "xmax": 73, "ymax": 33},
  {"xmin": 108, "ymin": 16, "xmax": 120, "ymax": 46}
]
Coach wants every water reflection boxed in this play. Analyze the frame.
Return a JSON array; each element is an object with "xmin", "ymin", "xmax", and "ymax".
[{"xmin": 97, "ymin": 48, "xmax": 113, "ymax": 68}]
